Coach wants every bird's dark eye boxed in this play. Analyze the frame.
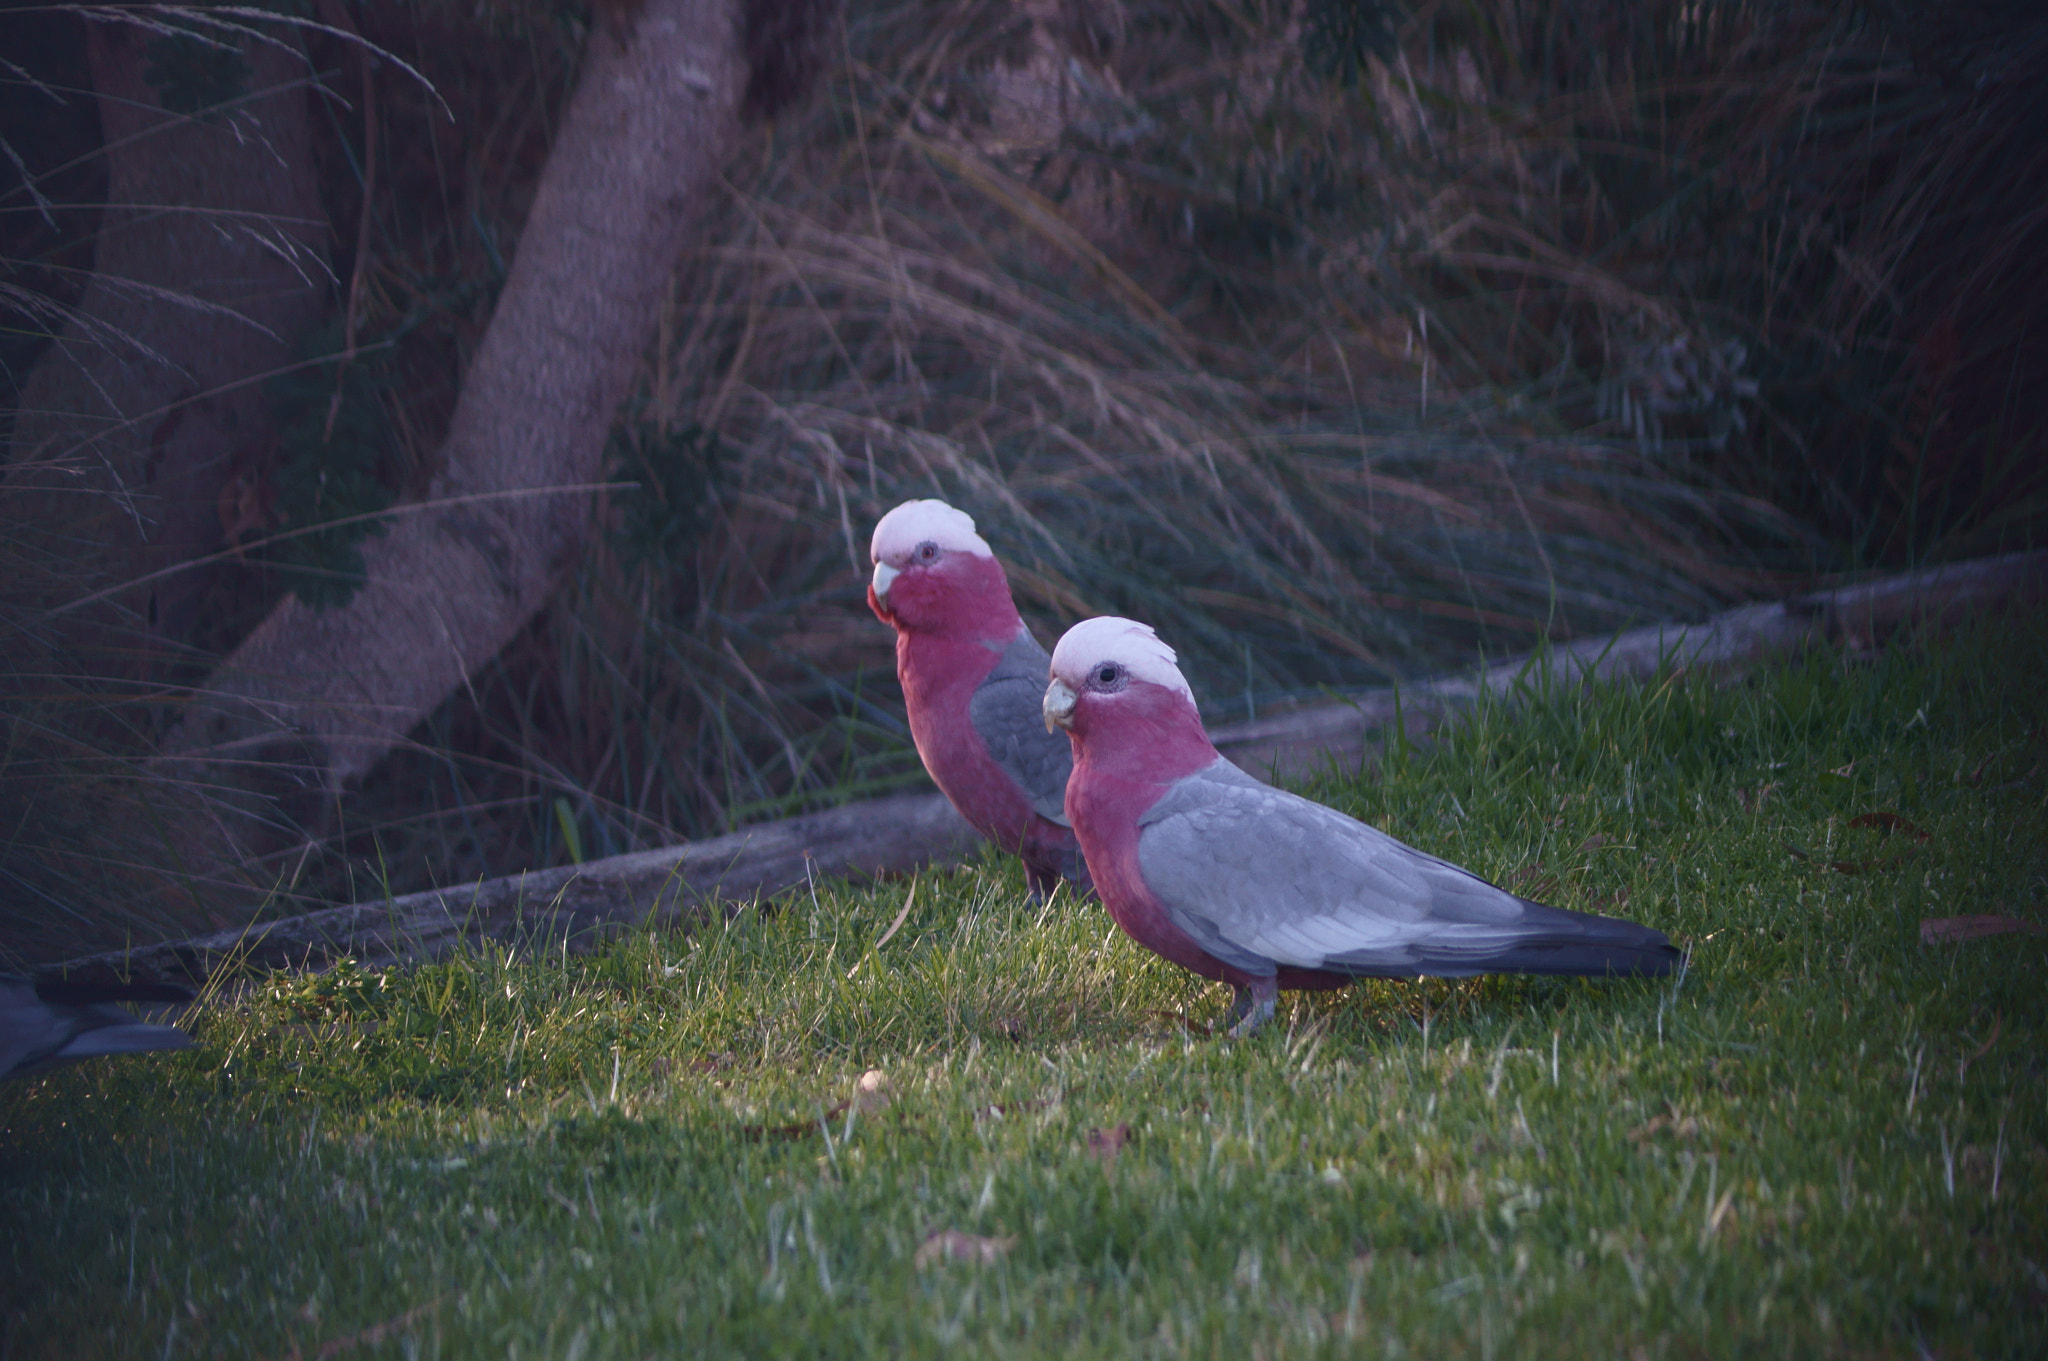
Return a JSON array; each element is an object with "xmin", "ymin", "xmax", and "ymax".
[
  {"xmin": 1094, "ymin": 663, "xmax": 1121, "ymax": 687},
  {"xmin": 913, "ymin": 541, "xmax": 940, "ymax": 564}
]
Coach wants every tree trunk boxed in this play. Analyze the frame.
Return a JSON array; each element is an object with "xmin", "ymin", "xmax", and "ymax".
[
  {"xmin": 155, "ymin": 0, "xmax": 749, "ymax": 881},
  {"xmin": 6, "ymin": 16, "xmax": 329, "ymax": 661}
]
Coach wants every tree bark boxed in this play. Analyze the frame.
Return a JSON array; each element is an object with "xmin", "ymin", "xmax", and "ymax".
[
  {"xmin": 155, "ymin": 0, "xmax": 748, "ymax": 872},
  {"xmin": 6, "ymin": 17, "xmax": 329, "ymax": 659}
]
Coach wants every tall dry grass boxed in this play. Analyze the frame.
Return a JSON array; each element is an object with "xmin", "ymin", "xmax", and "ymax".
[{"xmin": 4, "ymin": 0, "xmax": 2039, "ymax": 956}]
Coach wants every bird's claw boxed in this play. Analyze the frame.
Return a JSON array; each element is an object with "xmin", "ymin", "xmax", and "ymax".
[
  {"xmin": 1223, "ymin": 980, "xmax": 1277, "ymax": 1038},
  {"xmin": 1024, "ymin": 861, "xmax": 1061, "ymax": 902}
]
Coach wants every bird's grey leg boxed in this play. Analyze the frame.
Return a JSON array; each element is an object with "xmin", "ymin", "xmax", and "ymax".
[
  {"xmin": 1024, "ymin": 859, "xmax": 1060, "ymax": 902},
  {"xmin": 1224, "ymin": 976, "xmax": 1278, "ymax": 1038}
]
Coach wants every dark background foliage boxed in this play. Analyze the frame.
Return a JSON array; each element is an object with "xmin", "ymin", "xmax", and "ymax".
[{"xmin": 1, "ymin": 0, "xmax": 2041, "ymax": 958}]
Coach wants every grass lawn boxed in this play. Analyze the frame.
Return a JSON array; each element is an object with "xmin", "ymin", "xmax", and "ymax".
[{"xmin": 5, "ymin": 619, "xmax": 2044, "ymax": 1358}]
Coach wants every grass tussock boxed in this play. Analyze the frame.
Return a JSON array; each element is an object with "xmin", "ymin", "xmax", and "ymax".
[
  {"xmin": 3, "ymin": 617, "xmax": 2044, "ymax": 1356},
  {"xmin": 3, "ymin": 0, "xmax": 2043, "ymax": 952}
]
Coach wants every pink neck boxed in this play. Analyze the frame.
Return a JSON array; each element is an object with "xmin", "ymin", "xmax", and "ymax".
[
  {"xmin": 895, "ymin": 555, "xmax": 1023, "ymax": 643},
  {"xmin": 1067, "ymin": 681, "xmax": 1216, "ymax": 796}
]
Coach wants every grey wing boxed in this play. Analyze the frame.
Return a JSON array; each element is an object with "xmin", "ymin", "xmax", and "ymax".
[
  {"xmin": 968, "ymin": 628, "xmax": 1074, "ymax": 825},
  {"xmin": 1136, "ymin": 761, "xmax": 1675, "ymax": 979}
]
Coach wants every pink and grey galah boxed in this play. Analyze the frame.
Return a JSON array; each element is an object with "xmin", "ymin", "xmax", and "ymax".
[
  {"xmin": 869, "ymin": 499, "xmax": 1089, "ymax": 898},
  {"xmin": 1042, "ymin": 616, "xmax": 1681, "ymax": 1036}
]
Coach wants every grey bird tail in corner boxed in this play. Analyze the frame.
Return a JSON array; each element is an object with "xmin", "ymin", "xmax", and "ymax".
[{"xmin": 2, "ymin": 975, "xmax": 196, "ymax": 1082}]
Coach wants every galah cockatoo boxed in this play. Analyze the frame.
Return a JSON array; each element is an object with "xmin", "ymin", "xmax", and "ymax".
[
  {"xmin": 1042, "ymin": 617, "xmax": 1681, "ymax": 1035},
  {"xmin": 868, "ymin": 499, "xmax": 1089, "ymax": 897},
  {"xmin": 2, "ymin": 974, "xmax": 195, "ymax": 1081}
]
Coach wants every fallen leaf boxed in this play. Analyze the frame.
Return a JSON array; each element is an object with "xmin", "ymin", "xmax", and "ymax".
[
  {"xmin": 740, "ymin": 1069, "xmax": 890, "ymax": 1139},
  {"xmin": 1921, "ymin": 916, "xmax": 2046, "ymax": 944},
  {"xmin": 914, "ymin": 1229, "xmax": 1014, "ymax": 1268},
  {"xmin": 1848, "ymin": 811, "xmax": 1931, "ymax": 841},
  {"xmin": 1575, "ymin": 833, "xmax": 1610, "ymax": 853},
  {"xmin": 1801, "ymin": 810, "xmax": 1936, "ymax": 873},
  {"xmin": 854, "ymin": 1069, "xmax": 890, "ymax": 1114},
  {"xmin": 1086, "ymin": 1123, "xmax": 1132, "ymax": 1163}
]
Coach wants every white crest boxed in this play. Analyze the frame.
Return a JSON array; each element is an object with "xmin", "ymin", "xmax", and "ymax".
[
  {"xmin": 870, "ymin": 499, "xmax": 992, "ymax": 563},
  {"xmin": 1050, "ymin": 616, "xmax": 1196, "ymax": 706}
]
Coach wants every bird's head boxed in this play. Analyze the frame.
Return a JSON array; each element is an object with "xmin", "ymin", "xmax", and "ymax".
[
  {"xmin": 868, "ymin": 499, "xmax": 1018, "ymax": 637},
  {"xmin": 1044, "ymin": 618, "xmax": 1207, "ymax": 763}
]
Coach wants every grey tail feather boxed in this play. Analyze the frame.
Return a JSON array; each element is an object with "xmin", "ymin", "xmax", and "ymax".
[
  {"xmin": 1417, "ymin": 936, "xmax": 1683, "ymax": 978},
  {"xmin": 61, "ymin": 1022, "xmax": 195, "ymax": 1061},
  {"xmin": 1429, "ymin": 895, "xmax": 1683, "ymax": 978}
]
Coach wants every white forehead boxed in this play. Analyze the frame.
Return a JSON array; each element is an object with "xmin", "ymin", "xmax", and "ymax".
[
  {"xmin": 1051, "ymin": 616, "xmax": 1195, "ymax": 703},
  {"xmin": 870, "ymin": 499, "xmax": 992, "ymax": 561}
]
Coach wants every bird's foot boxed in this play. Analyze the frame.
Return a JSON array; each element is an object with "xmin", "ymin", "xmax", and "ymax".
[
  {"xmin": 1024, "ymin": 863, "xmax": 1060, "ymax": 902},
  {"xmin": 1224, "ymin": 979, "xmax": 1277, "ymax": 1038},
  {"xmin": 1023, "ymin": 848, "xmax": 1090, "ymax": 903}
]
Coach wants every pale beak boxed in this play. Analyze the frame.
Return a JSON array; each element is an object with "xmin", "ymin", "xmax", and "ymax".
[
  {"xmin": 871, "ymin": 560, "xmax": 898, "ymax": 604},
  {"xmin": 1043, "ymin": 677, "xmax": 1077, "ymax": 732}
]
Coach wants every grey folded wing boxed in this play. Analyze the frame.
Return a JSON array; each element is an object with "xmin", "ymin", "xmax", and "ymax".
[
  {"xmin": 968, "ymin": 628, "xmax": 1074, "ymax": 826},
  {"xmin": 1136, "ymin": 760, "xmax": 1676, "ymax": 979}
]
